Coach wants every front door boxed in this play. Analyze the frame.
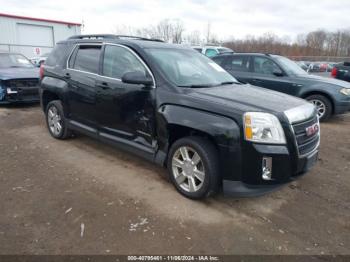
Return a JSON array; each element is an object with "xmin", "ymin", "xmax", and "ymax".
[
  {"xmin": 248, "ymin": 56, "xmax": 296, "ymax": 95},
  {"xmin": 95, "ymin": 44, "xmax": 156, "ymax": 152}
]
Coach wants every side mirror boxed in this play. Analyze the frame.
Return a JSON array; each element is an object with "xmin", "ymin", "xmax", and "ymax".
[
  {"xmin": 272, "ymin": 69, "xmax": 284, "ymax": 77},
  {"xmin": 121, "ymin": 71, "xmax": 153, "ymax": 86}
]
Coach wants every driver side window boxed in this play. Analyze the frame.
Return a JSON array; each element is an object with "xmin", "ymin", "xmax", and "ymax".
[
  {"xmin": 102, "ymin": 45, "xmax": 147, "ymax": 79},
  {"xmin": 253, "ymin": 56, "xmax": 281, "ymax": 75}
]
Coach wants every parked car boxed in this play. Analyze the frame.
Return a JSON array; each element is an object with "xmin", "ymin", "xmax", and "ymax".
[
  {"xmin": 212, "ymin": 53, "xmax": 350, "ymax": 121},
  {"xmin": 40, "ymin": 34, "xmax": 320, "ymax": 199},
  {"xmin": 308, "ymin": 62, "xmax": 322, "ymax": 72},
  {"xmin": 331, "ymin": 62, "xmax": 350, "ymax": 82},
  {"xmin": 326, "ymin": 62, "xmax": 337, "ymax": 72},
  {"xmin": 192, "ymin": 45, "xmax": 234, "ymax": 58},
  {"xmin": 0, "ymin": 52, "xmax": 40, "ymax": 104},
  {"xmin": 295, "ymin": 61, "xmax": 308, "ymax": 71},
  {"xmin": 30, "ymin": 53, "xmax": 50, "ymax": 67}
]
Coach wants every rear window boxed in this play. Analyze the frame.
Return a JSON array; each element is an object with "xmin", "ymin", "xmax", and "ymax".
[
  {"xmin": 72, "ymin": 46, "xmax": 101, "ymax": 74},
  {"xmin": 45, "ymin": 43, "xmax": 70, "ymax": 67}
]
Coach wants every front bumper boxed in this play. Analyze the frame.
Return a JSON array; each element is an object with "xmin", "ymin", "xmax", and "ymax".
[
  {"xmin": 0, "ymin": 88, "xmax": 40, "ymax": 104},
  {"xmin": 223, "ymin": 145, "xmax": 318, "ymax": 197},
  {"xmin": 334, "ymin": 100, "xmax": 350, "ymax": 114}
]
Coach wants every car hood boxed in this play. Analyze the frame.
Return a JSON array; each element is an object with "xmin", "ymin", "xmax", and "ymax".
[
  {"xmin": 188, "ymin": 83, "xmax": 307, "ymax": 115},
  {"xmin": 0, "ymin": 67, "xmax": 39, "ymax": 80},
  {"xmin": 295, "ymin": 74, "xmax": 350, "ymax": 88}
]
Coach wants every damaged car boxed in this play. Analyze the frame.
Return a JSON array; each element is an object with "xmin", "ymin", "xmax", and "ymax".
[{"xmin": 0, "ymin": 52, "xmax": 40, "ymax": 104}]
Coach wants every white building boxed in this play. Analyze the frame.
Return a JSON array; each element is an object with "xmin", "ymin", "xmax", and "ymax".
[{"xmin": 0, "ymin": 13, "xmax": 81, "ymax": 58}]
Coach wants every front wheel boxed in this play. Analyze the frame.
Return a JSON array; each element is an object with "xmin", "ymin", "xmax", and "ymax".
[
  {"xmin": 306, "ymin": 94, "xmax": 332, "ymax": 122},
  {"xmin": 167, "ymin": 136, "xmax": 220, "ymax": 199}
]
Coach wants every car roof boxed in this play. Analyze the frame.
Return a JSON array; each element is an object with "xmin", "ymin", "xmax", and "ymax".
[
  {"xmin": 59, "ymin": 34, "xmax": 190, "ymax": 50},
  {"xmin": 213, "ymin": 52, "xmax": 280, "ymax": 58}
]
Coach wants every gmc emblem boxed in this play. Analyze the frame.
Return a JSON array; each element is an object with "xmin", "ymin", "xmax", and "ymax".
[{"xmin": 305, "ymin": 123, "xmax": 319, "ymax": 137}]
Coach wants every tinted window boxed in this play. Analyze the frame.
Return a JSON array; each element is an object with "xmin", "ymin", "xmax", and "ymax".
[
  {"xmin": 45, "ymin": 44, "xmax": 69, "ymax": 67},
  {"xmin": 253, "ymin": 56, "xmax": 281, "ymax": 75},
  {"xmin": 73, "ymin": 46, "xmax": 101, "ymax": 74},
  {"xmin": 205, "ymin": 49, "xmax": 218, "ymax": 58},
  {"xmin": 223, "ymin": 56, "xmax": 250, "ymax": 72},
  {"xmin": 212, "ymin": 56, "xmax": 228, "ymax": 65},
  {"xmin": 102, "ymin": 45, "xmax": 147, "ymax": 79}
]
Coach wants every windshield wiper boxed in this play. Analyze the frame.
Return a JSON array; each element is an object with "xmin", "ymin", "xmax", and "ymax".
[
  {"xmin": 178, "ymin": 84, "xmax": 216, "ymax": 88},
  {"xmin": 218, "ymin": 81, "xmax": 237, "ymax": 85}
]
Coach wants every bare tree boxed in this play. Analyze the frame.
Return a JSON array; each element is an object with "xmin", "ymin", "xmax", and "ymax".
[{"xmin": 172, "ymin": 19, "xmax": 185, "ymax": 43}]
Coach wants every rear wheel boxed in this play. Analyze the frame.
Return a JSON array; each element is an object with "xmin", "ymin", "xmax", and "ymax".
[
  {"xmin": 167, "ymin": 136, "xmax": 220, "ymax": 199},
  {"xmin": 45, "ymin": 100, "xmax": 72, "ymax": 139},
  {"xmin": 306, "ymin": 94, "xmax": 332, "ymax": 121}
]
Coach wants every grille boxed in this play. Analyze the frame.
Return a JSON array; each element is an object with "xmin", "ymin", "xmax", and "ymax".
[
  {"xmin": 5, "ymin": 79, "xmax": 39, "ymax": 89},
  {"xmin": 292, "ymin": 116, "xmax": 320, "ymax": 156}
]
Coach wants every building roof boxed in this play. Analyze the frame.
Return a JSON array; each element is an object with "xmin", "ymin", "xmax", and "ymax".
[{"xmin": 0, "ymin": 12, "xmax": 82, "ymax": 26}]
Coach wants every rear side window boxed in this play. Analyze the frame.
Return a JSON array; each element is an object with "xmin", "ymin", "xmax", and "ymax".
[
  {"xmin": 45, "ymin": 43, "xmax": 70, "ymax": 67},
  {"xmin": 102, "ymin": 45, "xmax": 147, "ymax": 79},
  {"xmin": 223, "ymin": 56, "xmax": 250, "ymax": 72},
  {"xmin": 72, "ymin": 46, "xmax": 101, "ymax": 74},
  {"xmin": 212, "ymin": 56, "xmax": 228, "ymax": 66}
]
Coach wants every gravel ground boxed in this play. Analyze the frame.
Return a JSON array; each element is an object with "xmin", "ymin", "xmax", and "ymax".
[{"xmin": 0, "ymin": 104, "xmax": 349, "ymax": 255}]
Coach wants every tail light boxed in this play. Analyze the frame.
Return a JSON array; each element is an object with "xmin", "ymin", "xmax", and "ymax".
[
  {"xmin": 39, "ymin": 64, "xmax": 44, "ymax": 80},
  {"xmin": 331, "ymin": 67, "xmax": 337, "ymax": 77}
]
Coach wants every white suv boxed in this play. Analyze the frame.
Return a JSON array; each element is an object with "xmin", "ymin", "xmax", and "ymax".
[{"xmin": 192, "ymin": 45, "xmax": 234, "ymax": 58}]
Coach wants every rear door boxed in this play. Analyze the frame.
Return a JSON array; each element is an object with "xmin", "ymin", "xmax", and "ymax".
[
  {"xmin": 219, "ymin": 55, "xmax": 252, "ymax": 83},
  {"xmin": 65, "ymin": 44, "xmax": 101, "ymax": 131}
]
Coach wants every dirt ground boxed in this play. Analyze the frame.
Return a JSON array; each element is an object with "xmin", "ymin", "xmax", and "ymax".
[{"xmin": 0, "ymin": 104, "xmax": 349, "ymax": 255}]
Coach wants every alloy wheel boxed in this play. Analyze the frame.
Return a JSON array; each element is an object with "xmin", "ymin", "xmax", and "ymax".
[
  {"xmin": 47, "ymin": 105, "xmax": 62, "ymax": 136},
  {"xmin": 171, "ymin": 146, "xmax": 205, "ymax": 193},
  {"xmin": 310, "ymin": 99, "xmax": 326, "ymax": 119}
]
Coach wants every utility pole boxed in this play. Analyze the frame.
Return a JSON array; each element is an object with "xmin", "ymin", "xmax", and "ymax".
[{"xmin": 206, "ymin": 22, "xmax": 211, "ymax": 44}]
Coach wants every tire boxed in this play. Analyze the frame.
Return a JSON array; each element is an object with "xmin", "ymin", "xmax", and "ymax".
[
  {"xmin": 45, "ymin": 100, "xmax": 72, "ymax": 139},
  {"xmin": 306, "ymin": 94, "xmax": 332, "ymax": 122},
  {"xmin": 167, "ymin": 136, "xmax": 220, "ymax": 199}
]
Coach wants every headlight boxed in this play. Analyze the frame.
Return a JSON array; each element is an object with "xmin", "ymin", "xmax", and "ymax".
[
  {"xmin": 244, "ymin": 112, "xmax": 286, "ymax": 144},
  {"xmin": 0, "ymin": 83, "xmax": 5, "ymax": 101},
  {"xmin": 340, "ymin": 88, "xmax": 350, "ymax": 96}
]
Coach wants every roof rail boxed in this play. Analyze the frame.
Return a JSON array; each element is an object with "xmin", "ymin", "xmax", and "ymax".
[{"xmin": 68, "ymin": 34, "xmax": 164, "ymax": 42}]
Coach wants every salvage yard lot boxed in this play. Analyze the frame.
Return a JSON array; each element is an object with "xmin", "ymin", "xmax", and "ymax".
[{"xmin": 0, "ymin": 105, "xmax": 349, "ymax": 255}]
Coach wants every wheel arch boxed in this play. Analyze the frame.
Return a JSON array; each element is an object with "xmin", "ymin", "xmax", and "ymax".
[
  {"xmin": 155, "ymin": 105, "xmax": 242, "ymax": 182},
  {"xmin": 301, "ymin": 91, "xmax": 334, "ymax": 114},
  {"xmin": 41, "ymin": 90, "xmax": 60, "ymax": 112}
]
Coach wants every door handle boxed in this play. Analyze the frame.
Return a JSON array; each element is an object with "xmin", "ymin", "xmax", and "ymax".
[
  {"xmin": 96, "ymin": 82, "xmax": 111, "ymax": 90},
  {"xmin": 252, "ymin": 79, "xmax": 262, "ymax": 82}
]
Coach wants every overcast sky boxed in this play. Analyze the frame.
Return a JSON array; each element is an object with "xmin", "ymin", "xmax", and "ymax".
[{"xmin": 2, "ymin": 0, "xmax": 350, "ymax": 41}]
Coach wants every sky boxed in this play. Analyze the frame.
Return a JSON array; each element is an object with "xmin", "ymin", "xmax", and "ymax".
[{"xmin": 1, "ymin": 0, "xmax": 350, "ymax": 41}]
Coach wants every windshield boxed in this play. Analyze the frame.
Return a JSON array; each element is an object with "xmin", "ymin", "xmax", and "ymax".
[
  {"xmin": 0, "ymin": 53, "xmax": 34, "ymax": 68},
  {"xmin": 146, "ymin": 48, "xmax": 238, "ymax": 87},
  {"xmin": 274, "ymin": 56, "xmax": 308, "ymax": 75}
]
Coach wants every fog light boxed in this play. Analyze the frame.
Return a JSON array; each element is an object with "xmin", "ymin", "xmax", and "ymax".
[
  {"xmin": 7, "ymin": 88, "xmax": 18, "ymax": 94},
  {"xmin": 262, "ymin": 157, "xmax": 273, "ymax": 180}
]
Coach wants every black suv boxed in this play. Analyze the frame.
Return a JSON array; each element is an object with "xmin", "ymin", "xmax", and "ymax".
[
  {"xmin": 40, "ymin": 35, "xmax": 320, "ymax": 199},
  {"xmin": 212, "ymin": 53, "xmax": 350, "ymax": 121}
]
